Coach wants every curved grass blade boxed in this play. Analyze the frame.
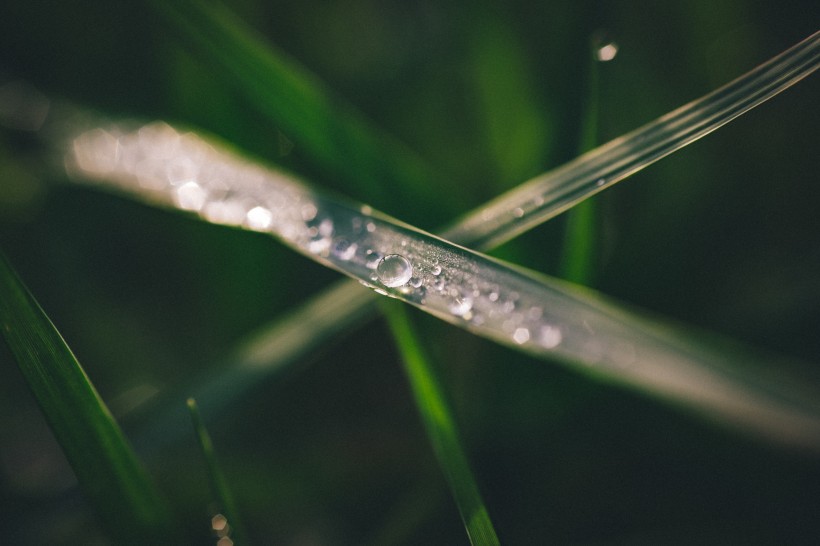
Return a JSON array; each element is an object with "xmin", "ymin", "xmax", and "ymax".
[
  {"xmin": 148, "ymin": 0, "xmax": 450, "ymax": 220},
  {"xmin": 187, "ymin": 398, "xmax": 248, "ymax": 545},
  {"xmin": 0, "ymin": 251, "xmax": 175, "ymax": 543},
  {"xmin": 68, "ymin": 120, "xmax": 820, "ymax": 450},
  {"xmin": 382, "ymin": 302, "xmax": 500, "ymax": 546},
  {"xmin": 446, "ymin": 29, "xmax": 820, "ymax": 249}
]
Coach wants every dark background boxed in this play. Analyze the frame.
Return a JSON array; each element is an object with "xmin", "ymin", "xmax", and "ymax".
[{"xmin": 1, "ymin": 0, "xmax": 819, "ymax": 544}]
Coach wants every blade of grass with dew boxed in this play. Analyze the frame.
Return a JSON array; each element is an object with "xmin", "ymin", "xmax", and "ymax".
[
  {"xmin": 187, "ymin": 398, "xmax": 248, "ymax": 545},
  {"xmin": 382, "ymin": 301, "xmax": 500, "ymax": 546},
  {"xmin": 67, "ymin": 119, "xmax": 820, "ymax": 450},
  {"xmin": 36, "ymin": 29, "xmax": 819, "ymax": 442},
  {"xmin": 0, "ymin": 251, "xmax": 175, "ymax": 543},
  {"xmin": 559, "ymin": 35, "xmax": 608, "ymax": 285},
  {"xmin": 63, "ymin": 30, "xmax": 820, "ymax": 419},
  {"xmin": 150, "ymin": 29, "xmax": 820, "ymax": 427},
  {"xmin": 147, "ymin": 0, "xmax": 452, "ymax": 222}
]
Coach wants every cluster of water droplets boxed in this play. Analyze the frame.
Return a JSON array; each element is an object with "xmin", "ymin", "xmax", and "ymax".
[{"xmin": 69, "ymin": 121, "xmax": 579, "ymax": 355}]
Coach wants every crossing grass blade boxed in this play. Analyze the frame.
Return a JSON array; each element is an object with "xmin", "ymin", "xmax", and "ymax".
[
  {"xmin": 187, "ymin": 398, "xmax": 248, "ymax": 545},
  {"xmin": 0, "ymin": 251, "xmax": 175, "ymax": 543},
  {"xmin": 382, "ymin": 302, "xmax": 500, "ymax": 546}
]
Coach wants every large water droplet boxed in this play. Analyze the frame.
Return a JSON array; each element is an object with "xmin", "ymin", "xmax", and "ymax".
[{"xmin": 376, "ymin": 254, "xmax": 413, "ymax": 287}]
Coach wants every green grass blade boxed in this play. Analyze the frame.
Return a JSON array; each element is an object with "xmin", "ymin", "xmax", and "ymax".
[
  {"xmin": 71, "ymin": 118, "xmax": 820, "ymax": 450},
  {"xmin": 560, "ymin": 38, "xmax": 604, "ymax": 285},
  {"xmin": 187, "ymin": 398, "xmax": 248, "ymax": 545},
  {"xmin": 382, "ymin": 302, "xmax": 500, "ymax": 546},
  {"xmin": 149, "ymin": 0, "xmax": 450, "ymax": 220},
  {"xmin": 0, "ymin": 251, "xmax": 175, "ymax": 543}
]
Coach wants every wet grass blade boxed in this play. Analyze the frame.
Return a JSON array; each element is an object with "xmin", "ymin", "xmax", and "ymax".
[
  {"xmin": 0, "ymin": 251, "xmax": 175, "ymax": 543},
  {"xmin": 187, "ymin": 398, "xmax": 248, "ymax": 545},
  {"xmin": 70, "ymin": 118, "xmax": 820, "ymax": 451},
  {"xmin": 382, "ymin": 301, "xmax": 500, "ymax": 546}
]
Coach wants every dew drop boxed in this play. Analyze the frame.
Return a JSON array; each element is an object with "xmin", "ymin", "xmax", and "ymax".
[
  {"xmin": 596, "ymin": 178, "xmax": 606, "ymax": 187},
  {"xmin": 431, "ymin": 265, "xmax": 442, "ymax": 276},
  {"xmin": 539, "ymin": 325, "xmax": 562, "ymax": 348},
  {"xmin": 365, "ymin": 221, "xmax": 376, "ymax": 232},
  {"xmin": 409, "ymin": 276, "xmax": 423, "ymax": 288},
  {"xmin": 331, "ymin": 239, "xmax": 357, "ymax": 261},
  {"xmin": 300, "ymin": 203, "xmax": 318, "ymax": 221},
  {"xmin": 513, "ymin": 327, "xmax": 530, "ymax": 345},
  {"xmin": 594, "ymin": 41, "xmax": 619, "ymax": 62},
  {"xmin": 448, "ymin": 293, "xmax": 473, "ymax": 316},
  {"xmin": 513, "ymin": 207, "xmax": 524, "ymax": 218},
  {"xmin": 246, "ymin": 206, "xmax": 272, "ymax": 230},
  {"xmin": 376, "ymin": 254, "xmax": 413, "ymax": 287}
]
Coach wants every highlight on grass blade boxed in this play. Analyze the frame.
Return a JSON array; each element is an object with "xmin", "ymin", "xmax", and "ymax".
[
  {"xmin": 0, "ymin": 251, "xmax": 175, "ymax": 543},
  {"xmin": 382, "ymin": 302, "xmax": 500, "ymax": 546}
]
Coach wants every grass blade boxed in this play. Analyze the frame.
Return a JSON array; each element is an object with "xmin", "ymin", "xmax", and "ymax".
[
  {"xmin": 560, "ymin": 35, "xmax": 608, "ymax": 285},
  {"xmin": 187, "ymin": 398, "xmax": 248, "ymax": 545},
  {"xmin": 0, "ymin": 251, "xmax": 174, "ymax": 542},
  {"xmin": 68, "ymin": 118, "xmax": 820, "ymax": 450},
  {"xmin": 382, "ymin": 302, "xmax": 500, "ymax": 546}
]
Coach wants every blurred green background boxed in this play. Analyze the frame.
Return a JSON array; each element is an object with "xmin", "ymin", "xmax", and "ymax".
[{"xmin": 1, "ymin": 0, "xmax": 819, "ymax": 544}]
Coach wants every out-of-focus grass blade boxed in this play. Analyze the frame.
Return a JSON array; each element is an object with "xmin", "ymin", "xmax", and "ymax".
[
  {"xmin": 382, "ymin": 302, "xmax": 500, "ymax": 546},
  {"xmin": 0, "ymin": 251, "xmax": 175, "ymax": 543},
  {"xmin": 149, "ymin": 0, "xmax": 451, "ymax": 221},
  {"xmin": 187, "ymin": 398, "xmax": 248, "ymax": 545},
  {"xmin": 560, "ymin": 38, "xmax": 605, "ymax": 285}
]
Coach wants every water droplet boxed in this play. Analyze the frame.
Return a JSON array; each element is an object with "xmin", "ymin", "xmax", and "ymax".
[
  {"xmin": 366, "ymin": 221, "xmax": 376, "ymax": 233},
  {"xmin": 409, "ymin": 276, "xmax": 423, "ymax": 288},
  {"xmin": 513, "ymin": 207, "xmax": 524, "ymax": 218},
  {"xmin": 488, "ymin": 291, "xmax": 499, "ymax": 302},
  {"xmin": 300, "ymin": 203, "xmax": 318, "ymax": 221},
  {"xmin": 376, "ymin": 254, "xmax": 413, "ymax": 287},
  {"xmin": 539, "ymin": 325, "xmax": 562, "ymax": 348},
  {"xmin": 331, "ymin": 239, "xmax": 357, "ymax": 261},
  {"xmin": 360, "ymin": 204, "xmax": 373, "ymax": 215},
  {"xmin": 318, "ymin": 218, "xmax": 333, "ymax": 237},
  {"xmin": 175, "ymin": 181, "xmax": 207, "ymax": 211},
  {"xmin": 594, "ymin": 41, "xmax": 619, "ymax": 62},
  {"xmin": 596, "ymin": 178, "xmax": 606, "ymax": 187},
  {"xmin": 246, "ymin": 206, "xmax": 272, "ymax": 230},
  {"xmin": 513, "ymin": 327, "xmax": 530, "ymax": 345},
  {"xmin": 365, "ymin": 250, "xmax": 383, "ymax": 269},
  {"xmin": 448, "ymin": 293, "xmax": 473, "ymax": 316},
  {"xmin": 431, "ymin": 265, "xmax": 442, "ymax": 276}
]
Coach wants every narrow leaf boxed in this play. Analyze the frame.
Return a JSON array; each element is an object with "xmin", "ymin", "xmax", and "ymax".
[
  {"xmin": 68, "ymin": 118, "xmax": 820, "ymax": 450},
  {"xmin": 0, "ymin": 251, "xmax": 174, "ymax": 543},
  {"xmin": 382, "ymin": 302, "xmax": 500, "ymax": 546},
  {"xmin": 187, "ymin": 398, "xmax": 248, "ymax": 545}
]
